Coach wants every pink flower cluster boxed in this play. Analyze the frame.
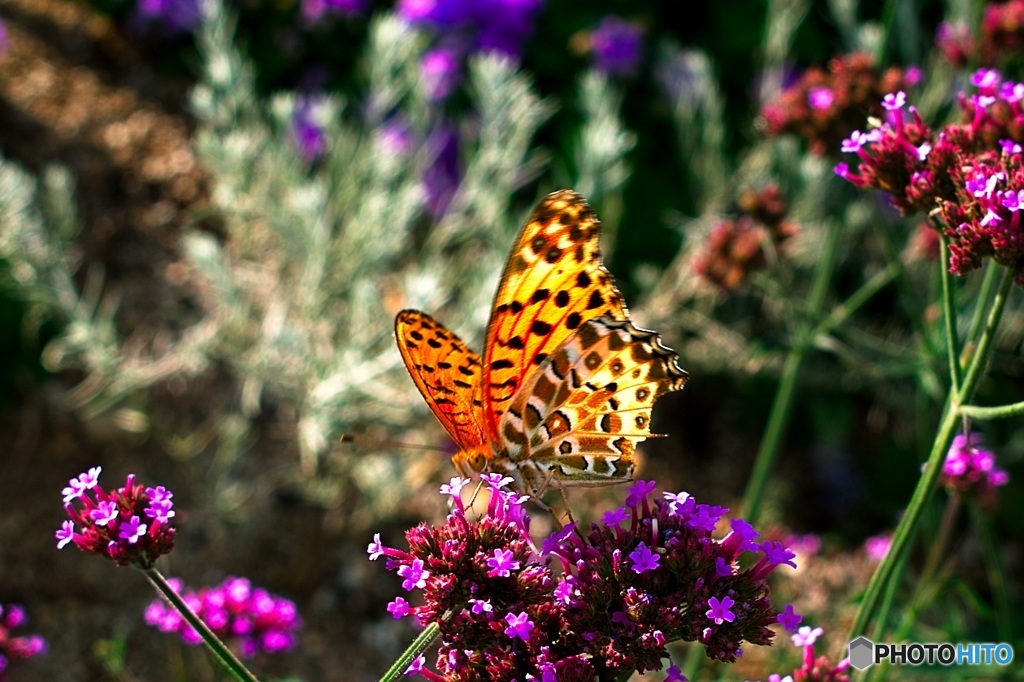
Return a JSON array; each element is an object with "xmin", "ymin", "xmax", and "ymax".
[
  {"xmin": 836, "ymin": 70, "xmax": 1024, "ymax": 284},
  {"xmin": 144, "ymin": 576, "xmax": 301, "ymax": 657},
  {"xmin": 56, "ymin": 467, "xmax": 176, "ymax": 568},
  {"xmin": 0, "ymin": 603, "xmax": 46, "ymax": 680},
  {"xmin": 940, "ymin": 433, "xmax": 1010, "ymax": 503},
  {"xmin": 938, "ymin": 1, "xmax": 1024, "ymax": 68},
  {"xmin": 761, "ymin": 53, "xmax": 920, "ymax": 155}
]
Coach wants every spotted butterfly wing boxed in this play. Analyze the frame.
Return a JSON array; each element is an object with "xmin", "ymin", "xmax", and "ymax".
[
  {"xmin": 394, "ymin": 310, "xmax": 491, "ymax": 473},
  {"xmin": 499, "ymin": 316, "xmax": 688, "ymax": 493},
  {"xmin": 482, "ymin": 190, "xmax": 628, "ymax": 445}
]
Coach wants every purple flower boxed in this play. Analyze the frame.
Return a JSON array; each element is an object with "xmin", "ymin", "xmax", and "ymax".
[
  {"xmin": 439, "ymin": 476, "xmax": 469, "ymax": 499},
  {"xmin": 790, "ymin": 625, "xmax": 823, "ymax": 647},
  {"xmin": 57, "ymin": 468, "xmax": 176, "ymax": 567},
  {"xmin": 398, "ymin": 558, "xmax": 430, "ymax": 590},
  {"xmin": 398, "ymin": 0, "xmax": 542, "ymax": 58},
  {"xmin": 486, "ymin": 548, "xmax": 521, "ymax": 577},
  {"xmin": 882, "ymin": 90, "xmax": 906, "ymax": 111},
  {"xmin": 705, "ymin": 596, "xmax": 736, "ymax": 625},
  {"xmin": 777, "ymin": 604, "xmax": 802, "ymax": 631},
  {"xmin": 90, "ymin": 500, "xmax": 119, "ymax": 526},
  {"xmin": 369, "ymin": 482, "xmax": 784, "ymax": 678},
  {"xmin": 144, "ymin": 576, "xmax": 301, "ymax": 657},
  {"xmin": 628, "ymin": 542, "xmax": 660, "ymax": 574},
  {"xmin": 421, "ymin": 47, "xmax": 461, "ymax": 100},
  {"xmin": 388, "ymin": 597, "xmax": 411, "ymax": 619},
  {"xmin": 504, "ymin": 611, "xmax": 535, "ymax": 642},
  {"xmin": 367, "ymin": 533, "xmax": 385, "ymax": 560},
  {"xmin": 62, "ymin": 466, "xmax": 102, "ymax": 504},
  {"xmin": 601, "ymin": 506, "xmax": 629, "ymax": 526},
  {"xmin": 293, "ymin": 96, "xmax": 328, "ymax": 162},
  {"xmin": 589, "ymin": 16, "xmax": 644, "ymax": 77},
  {"xmin": 119, "ymin": 516, "xmax": 148, "ymax": 544},
  {"xmin": 625, "ymin": 479, "xmax": 657, "ymax": 506},
  {"xmin": 665, "ymin": 663, "xmax": 688, "ymax": 681}
]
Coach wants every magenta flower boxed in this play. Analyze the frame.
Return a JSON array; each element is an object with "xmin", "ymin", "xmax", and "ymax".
[
  {"xmin": 705, "ymin": 596, "xmax": 736, "ymax": 625},
  {"xmin": 0, "ymin": 603, "xmax": 46, "ymax": 677},
  {"xmin": 143, "ymin": 576, "xmax": 301, "ymax": 657},
  {"xmin": 503, "ymin": 611, "xmax": 535, "ymax": 642},
  {"xmin": 939, "ymin": 433, "xmax": 1009, "ymax": 502},
  {"xmin": 301, "ymin": 0, "xmax": 365, "ymax": 22},
  {"xmin": 368, "ymin": 477, "xmax": 787, "ymax": 680},
  {"xmin": 57, "ymin": 468, "xmax": 176, "ymax": 568},
  {"xmin": 777, "ymin": 604, "xmax": 802, "ymax": 632}
]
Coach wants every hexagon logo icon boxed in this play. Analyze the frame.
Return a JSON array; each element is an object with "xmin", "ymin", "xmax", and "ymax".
[{"xmin": 849, "ymin": 636, "xmax": 875, "ymax": 670}]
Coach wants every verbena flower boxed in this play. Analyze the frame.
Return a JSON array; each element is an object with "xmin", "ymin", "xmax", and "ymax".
[
  {"xmin": 421, "ymin": 48, "xmax": 462, "ymax": 101},
  {"xmin": 938, "ymin": 1, "xmax": 1024, "ymax": 68},
  {"xmin": 144, "ymin": 576, "xmax": 301, "ymax": 657},
  {"xmin": 836, "ymin": 71, "xmax": 1024, "ymax": 284},
  {"xmin": 938, "ymin": 433, "xmax": 1009, "ymax": 503},
  {"xmin": 761, "ymin": 53, "xmax": 920, "ymax": 155},
  {"xmin": 695, "ymin": 184, "xmax": 798, "ymax": 291},
  {"xmin": 57, "ymin": 467, "xmax": 176, "ymax": 567},
  {"xmin": 369, "ymin": 476, "xmax": 791, "ymax": 680},
  {"xmin": 0, "ymin": 603, "xmax": 46, "ymax": 678},
  {"xmin": 755, "ymin": 627, "xmax": 849, "ymax": 682},
  {"xmin": 588, "ymin": 16, "xmax": 644, "ymax": 77}
]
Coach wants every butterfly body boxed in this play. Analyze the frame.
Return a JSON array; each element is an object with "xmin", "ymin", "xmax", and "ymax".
[{"xmin": 396, "ymin": 190, "xmax": 687, "ymax": 496}]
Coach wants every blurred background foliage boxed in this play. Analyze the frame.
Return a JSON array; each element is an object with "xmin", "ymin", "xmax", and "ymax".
[{"xmin": 0, "ymin": 0, "xmax": 1021, "ymax": 679}]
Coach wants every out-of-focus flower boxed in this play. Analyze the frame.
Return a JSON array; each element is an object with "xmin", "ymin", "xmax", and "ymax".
[
  {"xmin": 0, "ymin": 604, "xmax": 46, "ymax": 678},
  {"xmin": 301, "ymin": 0, "xmax": 365, "ymax": 22},
  {"xmin": 762, "ymin": 53, "xmax": 919, "ymax": 156},
  {"xmin": 134, "ymin": 0, "xmax": 203, "ymax": 34},
  {"xmin": 939, "ymin": 1, "xmax": 1024, "ymax": 68},
  {"xmin": 57, "ymin": 467, "xmax": 176, "ymax": 568},
  {"xmin": 421, "ymin": 47, "xmax": 461, "ymax": 101},
  {"xmin": 755, "ymin": 627, "xmax": 848, "ymax": 682},
  {"xmin": 864, "ymin": 534, "xmax": 891, "ymax": 562},
  {"xmin": 144, "ymin": 576, "xmax": 301, "ymax": 657},
  {"xmin": 0, "ymin": 20, "xmax": 7, "ymax": 55},
  {"xmin": 397, "ymin": 0, "xmax": 543, "ymax": 60},
  {"xmin": 588, "ymin": 16, "xmax": 644, "ymax": 77},
  {"xmin": 939, "ymin": 433, "xmax": 1010, "ymax": 503},
  {"xmin": 695, "ymin": 184, "xmax": 798, "ymax": 291},
  {"xmin": 292, "ymin": 96, "xmax": 329, "ymax": 162},
  {"xmin": 369, "ymin": 476, "xmax": 791, "ymax": 680}
]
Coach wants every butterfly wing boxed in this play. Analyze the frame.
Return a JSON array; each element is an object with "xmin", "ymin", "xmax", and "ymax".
[
  {"xmin": 395, "ymin": 310, "xmax": 488, "ymax": 453},
  {"xmin": 500, "ymin": 316, "xmax": 688, "ymax": 490},
  {"xmin": 482, "ymin": 190, "xmax": 628, "ymax": 444}
]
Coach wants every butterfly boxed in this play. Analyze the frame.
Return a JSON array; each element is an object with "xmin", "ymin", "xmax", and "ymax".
[{"xmin": 395, "ymin": 190, "xmax": 688, "ymax": 497}]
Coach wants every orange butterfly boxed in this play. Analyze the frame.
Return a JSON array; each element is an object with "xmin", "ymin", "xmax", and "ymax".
[{"xmin": 396, "ymin": 190, "xmax": 688, "ymax": 496}]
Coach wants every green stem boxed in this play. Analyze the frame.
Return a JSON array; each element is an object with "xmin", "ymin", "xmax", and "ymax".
[
  {"xmin": 847, "ymin": 267, "xmax": 1013, "ymax": 642},
  {"xmin": 940, "ymin": 237, "xmax": 962, "ymax": 394},
  {"xmin": 812, "ymin": 262, "xmax": 900, "ymax": 339},
  {"xmin": 964, "ymin": 259, "xmax": 999, "ymax": 348},
  {"xmin": 970, "ymin": 503, "xmax": 1014, "ymax": 645},
  {"xmin": 741, "ymin": 220, "xmax": 840, "ymax": 523},
  {"xmin": 379, "ymin": 622, "xmax": 441, "ymax": 682},
  {"xmin": 144, "ymin": 568, "xmax": 261, "ymax": 682},
  {"xmin": 959, "ymin": 400, "xmax": 1024, "ymax": 419}
]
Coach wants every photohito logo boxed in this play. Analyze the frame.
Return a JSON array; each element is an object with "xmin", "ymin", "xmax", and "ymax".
[{"xmin": 848, "ymin": 636, "xmax": 1015, "ymax": 670}]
